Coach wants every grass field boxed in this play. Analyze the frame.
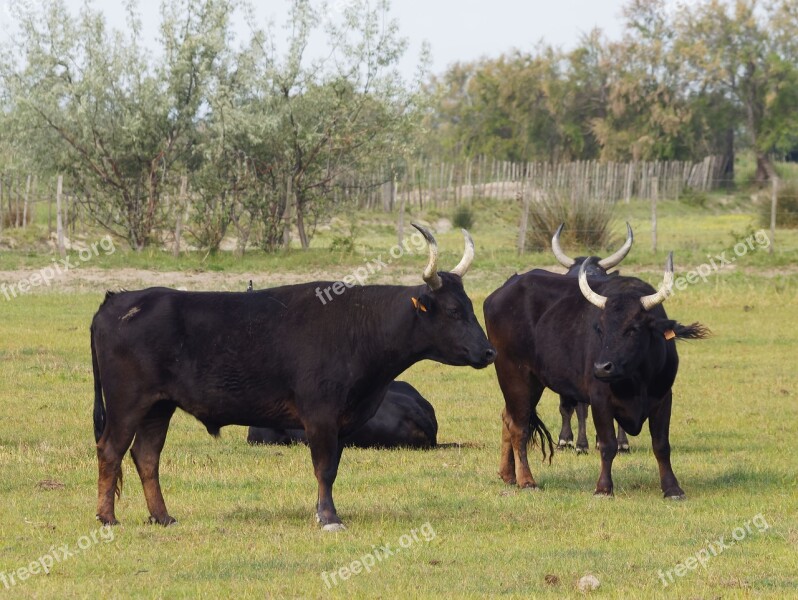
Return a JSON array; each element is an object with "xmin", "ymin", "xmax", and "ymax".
[{"xmin": 1, "ymin": 197, "xmax": 797, "ymax": 598}]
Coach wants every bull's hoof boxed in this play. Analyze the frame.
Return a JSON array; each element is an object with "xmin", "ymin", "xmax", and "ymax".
[
  {"xmin": 593, "ymin": 489, "xmax": 614, "ymax": 498},
  {"xmin": 557, "ymin": 439, "xmax": 574, "ymax": 449},
  {"xmin": 519, "ymin": 482, "xmax": 540, "ymax": 491},
  {"xmin": 322, "ymin": 523, "xmax": 347, "ymax": 532},
  {"xmin": 575, "ymin": 446, "xmax": 589, "ymax": 455},
  {"xmin": 618, "ymin": 444, "xmax": 630, "ymax": 453},
  {"xmin": 96, "ymin": 514, "xmax": 119, "ymax": 526},
  {"xmin": 148, "ymin": 515, "xmax": 177, "ymax": 526},
  {"xmin": 664, "ymin": 488, "xmax": 686, "ymax": 500},
  {"xmin": 498, "ymin": 471, "xmax": 516, "ymax": 485}
]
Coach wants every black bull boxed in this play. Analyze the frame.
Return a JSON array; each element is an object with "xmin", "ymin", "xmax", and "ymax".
[
  {"xmin": 247, "ymin": 381, "xmax": 438, "ymax": 449},
  {"xmin": 91, "ymin": 224, "xmax": 495, "ymax": 530},
  {"xmin": 484, "ymin": 253, "xmax": 708, "ymax": 497},
  {"xmin": 551, "ymin": 223, "xmax": 633, "ymax": 453}
]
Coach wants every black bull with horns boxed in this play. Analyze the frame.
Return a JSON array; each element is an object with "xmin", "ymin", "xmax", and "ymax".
[
  {"xmin": 484, "ymin": 251, "xmax": 708, "ymax": 497},
  {"xmin": 551, "ymin": 223, "xmax": 633, "ymax": 453},
  {"xmin": 90, "ymin": 224, "xmax": 495, "ymax": 530}
]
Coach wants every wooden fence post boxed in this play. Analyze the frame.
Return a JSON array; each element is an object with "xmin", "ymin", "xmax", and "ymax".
[
  {"xmin": 56, "ymin": 175, "xmax": 66, "ymax": 258},
  {"xmin": 769, "ymin": 177, "xmax": 778, "ymax": 254},
  {"xmin": 651, "ymin": 176, "xmax": 658, "ymax": 255},
  {"xmin": 517, "ymin": 184, "xmax": 530, "ymax": 256}
]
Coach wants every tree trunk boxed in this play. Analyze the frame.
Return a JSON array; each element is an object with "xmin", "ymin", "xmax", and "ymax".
[{"xmin": 754, "ymin": 152, "xmax": 776, "ymax": 184}]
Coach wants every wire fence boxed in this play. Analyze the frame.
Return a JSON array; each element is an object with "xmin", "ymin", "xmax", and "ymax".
[{"xmin": 0, "ymin": 155, "xmax": 795, "ymax": 254}]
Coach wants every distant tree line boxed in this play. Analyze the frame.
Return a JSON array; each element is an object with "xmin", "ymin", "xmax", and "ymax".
[
  {"xmin": 1, "ymin": 0, "xmax": 796, "ymax": 251},
  {"xmin": 423, "ymin": 0, "xmax": 798, "ymax": 184}
]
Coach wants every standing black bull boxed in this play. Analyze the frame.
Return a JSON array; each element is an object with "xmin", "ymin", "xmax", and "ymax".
[
  {"xmin": 551, "ymin": 223, "xmax": 632, "ymax": 454},
  {"xmin": 247, "ymin": 381, "xmax": 437, "ymax": 449},
  {"xmin": 485, "ymin": 252, "xmax": 707, "ymax": 497},
  {"xmin": 91, "ymin": 224, "xmax": 495, "ymax": 530}
]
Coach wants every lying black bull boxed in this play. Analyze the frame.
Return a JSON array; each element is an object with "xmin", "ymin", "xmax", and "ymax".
[
  {"xmin": 485, "ymin": 251, "xmax": 708, "ymax": 497},
  {"xmin": 247, "ymin": 381, "xmax": 437, "ymax": 449},
  {"xmin": 91, "ymin": 224, "xmax": 495, "ymax": 530},
  {"xmin": 551, "ymin": 223, "xmax": 632, "ymax": 454}
]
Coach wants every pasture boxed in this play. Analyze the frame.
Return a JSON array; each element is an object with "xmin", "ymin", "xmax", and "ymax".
[{"xmin": 1, "ymin": 198, "xmax": 797, "ymax": 598}]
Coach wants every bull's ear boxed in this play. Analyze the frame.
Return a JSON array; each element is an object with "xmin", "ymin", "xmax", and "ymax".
[
  {"xmin": 412, "ymin": 294, "xmax": 434, "ymax": 315},
  {"xmin": 653, "ymin": 318, "xmax": 678, "ymax": 340}
]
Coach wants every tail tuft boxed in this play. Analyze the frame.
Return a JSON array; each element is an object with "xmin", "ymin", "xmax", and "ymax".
[{"xmin": 529, "ymin": 410, "xmax": 554, "ymax": 463}]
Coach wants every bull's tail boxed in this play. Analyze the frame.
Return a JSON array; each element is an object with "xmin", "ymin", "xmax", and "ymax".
[
  {"xmin": 91, "ymin": 327, "xmax": 105, "ymax": 444},
  {"xmin": 91, "ymin": 325, "xmax": 122, "ymax": 498},
  {"xmin": 529, "ymin": 409, "xmax": 554, "ymax": 463}
]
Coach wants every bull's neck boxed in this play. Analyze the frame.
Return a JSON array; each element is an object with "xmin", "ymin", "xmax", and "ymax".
[{"xmin": 347, "ymin": 284, "xmax": 429, "ymax": 383}]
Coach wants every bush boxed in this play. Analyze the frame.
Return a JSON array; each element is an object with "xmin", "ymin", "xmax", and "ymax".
[
  {"xmin": 758, "ymin": 181, "xmax": 798, "ymax": 229},
  {"xmin": 452, "ymin": 205, "xmax": 474, "ymax": 230},
  {"xmin": 524, "ymin": 188, "xmax": 615, "ymax": 252}
]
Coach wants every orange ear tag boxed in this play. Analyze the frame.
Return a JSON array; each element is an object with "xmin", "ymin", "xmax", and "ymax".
[
  {"xmin": 664, "ymin": 329, "xmax": 676, "ymax": 340},
  {"xmin": 411, "ymin": 297, "xmax": 427, "ymax": 312}
]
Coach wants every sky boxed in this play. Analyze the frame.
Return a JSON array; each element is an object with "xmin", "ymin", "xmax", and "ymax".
[{"xmin": 0, "ymin": 0, "xmax": 643, "ymax": 78}]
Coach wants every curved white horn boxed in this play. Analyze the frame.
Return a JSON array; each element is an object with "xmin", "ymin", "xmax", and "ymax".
[
  {"xmin": 412, "ymin": 223, "xmax": 443, "ymax": 290},
  {"xmin": 640, "ymin": 252, "xmax": 674, "ymax": 311},
  {"xmin": 551, "ymin": 223, "xmax": 576, "ymax": 268},
  {"xmin": 450, "ymin": 229, "xmax": 475, "ymax": 278},
  {"xmin": 598, "ymin": 222, "xmax": 634, "ymax": 269},
  {"xmin": 578, "ymin": 257, "xmax": 608, "ymax": 310}
]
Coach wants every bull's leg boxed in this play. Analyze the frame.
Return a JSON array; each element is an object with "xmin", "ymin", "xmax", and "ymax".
[
  {"xmin": 305, "ymin": 425, "xmax": 345, "ymax": 530},
  {"xmin": 617, "ymin": 424, "xmax": 630, "ymax": 453},
  {"xmin": 494, "ymin": 358, "xmax": 544, "ymax": 488},
  {"xmin": 591, "ymin": 401, "xmax": 617, "ymax": 496},
  {"xmin": 96, "ymin": 418, "xmax": 138, "ymax": 526},
  {"xmin": 575, "ymin": 401, "xmax": 590, "ymax": 454},
  {"xmin": 130, "ymin": 401, "xmax": 177, "ymax": 526},
  {"xmin": 499, "ymin": 411, "xmax": 516, "ymax": 484},
  {"xmin": 649, "ymin": 390, "xmax": 685, "ymax": 499},
  {"xmin": 557, "ymin": 397, "xmax": 575, "ymax": 449}
]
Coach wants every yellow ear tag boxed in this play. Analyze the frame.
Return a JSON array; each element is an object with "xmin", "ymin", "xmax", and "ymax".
[
  {"xmin": 411, "ymin": 297, "xmax": 427, "ymax": 312},
  {"xmin": 664, "ymin": 329, "xmax": 676, "ymax": 340}
]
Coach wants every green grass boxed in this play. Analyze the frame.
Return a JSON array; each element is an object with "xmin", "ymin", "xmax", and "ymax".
[{"xmin": 1, "ymin": 200, "xmax": 797, "ymax": 598}]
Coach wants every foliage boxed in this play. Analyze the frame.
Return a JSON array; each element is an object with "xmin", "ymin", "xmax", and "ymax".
[
  {"xmin": 525, "ymin": 189, "xmax": 615, "ymax": 252},
  {"xmin": 0, "ymin": 0, "xmax": 424, "ymax": 251},
  {"xmin": 452, "ymin": 205, "xmax": 474, "ymax": 230}
]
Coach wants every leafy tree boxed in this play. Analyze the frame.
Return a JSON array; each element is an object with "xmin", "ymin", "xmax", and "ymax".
[{"xmin": 675, "ymin": 0, "xmax": 798, "ymax": 181}]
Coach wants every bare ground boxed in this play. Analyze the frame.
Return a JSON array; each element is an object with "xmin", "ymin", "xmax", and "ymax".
[{"xmin": 0, "ymin": 263, "xmax": 795, "ymax": 297}]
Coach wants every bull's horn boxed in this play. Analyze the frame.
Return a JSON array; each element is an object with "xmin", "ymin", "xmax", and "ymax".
[
  {"xmin": 578, "ymin": 257, "xmax": 608, "ymax": 310},
  {"xmin": 598, "ymin": 222, "xmax": 634, "ymax": 269},
  {"xmin": 412, "ymin": 223, "xmax": 443, "ymax": 291},
  {"xmin": 450, "ymin": 229, "xmax": 475, "ymax": 278},
  {"xmin": 551, "ymin": 223, "xmax": 576, "ymax": 268},
  {"xmin": 640, "ymin": 252, "xmax": 674, "ymax": 311}
]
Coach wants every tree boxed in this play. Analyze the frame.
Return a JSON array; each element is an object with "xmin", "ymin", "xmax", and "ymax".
[
  {"xmin": 675, "ymin": 0, "xmax": 798, "ymax": 181},
  {"xmin": 0, "ymin": 0, "xmax": 234, "ymax": 249}
]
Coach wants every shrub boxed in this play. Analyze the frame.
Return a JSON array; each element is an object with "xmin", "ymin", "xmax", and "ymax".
[
  {"xmin": 524, "ymin": 188, "xmax": 615, "ymax": 252},
  {"xmin": 452, "ymin": 205, "xmax": 474, "ymax": 230}
]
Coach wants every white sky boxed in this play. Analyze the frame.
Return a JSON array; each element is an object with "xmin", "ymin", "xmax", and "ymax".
[{"xmin": 0, "ymin": 0, "xmax": 644, "ymax": 78}]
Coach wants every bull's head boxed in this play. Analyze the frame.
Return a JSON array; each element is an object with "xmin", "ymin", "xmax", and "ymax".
[
  {"xmin": 578, "ymin": 253, "xmax": 675, "ymax": 382},
  {"xmin": 411, "ymin": 223, "xmax": 496, "ymax": 369}
]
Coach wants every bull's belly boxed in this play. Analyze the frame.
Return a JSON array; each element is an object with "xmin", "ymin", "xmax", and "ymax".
[{"xmin": 172, "ymin": 387, "xmax": 303, "ymax": 430}]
